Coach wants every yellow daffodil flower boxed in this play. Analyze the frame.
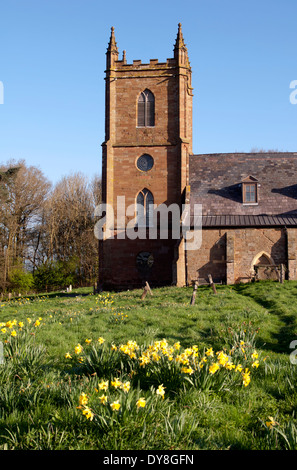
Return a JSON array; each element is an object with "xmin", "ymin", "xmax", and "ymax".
[
  {"xmin": 266, "ymin": 416, "xmax": 278, "ymax": 428},
  {"xmin": 251, "ymin": 350, "xmax": 258, "ymax": 360},
  {"xmin": 242, "ymin": 369, "xmax": 251, "ymax": 387},
  {"xmin": 209, "ymin": 362, "xmax": 220, "ymax": 374},
  {"xmin": 206, "ymin": 347, "xmax": 214, "ymax": 357},
  {"xmin": 110, "ymin": 400, "xmax": 121, "ymax": 411},
  {"xmin": 74, "ymin": 344, "xmax": 83, "ymax": 355},
  {"xmin": 99, "ymin": 394, "xmax": 108, "ymax": 405},
  {"xmin": 121, "ymin": 381, "xmax": 131, "ymax": 393},
  {"xmin": 111, "ymin": 378, "xmax": 122, "ymax": 389},
  {"xmin": 98, "ymin": 380, "xmax": 109, "ymax": 391},
  {"xmin": 82, "ymin": 407, "xmax": 94, "ymax": 420},
  {"xmin": 79, "ymin": 393, "xmax": 88, "ymax": 406},
  {"xmin": 136, "ymin": 397, "xmax": 146, "ymax": 409},
  {"xmin": 156, "ymin": 384, "xmax": 166, "ymax": 399}
]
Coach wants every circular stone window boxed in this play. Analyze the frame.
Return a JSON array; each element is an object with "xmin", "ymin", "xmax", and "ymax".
[
  {"xmin": 136, "ymin": 252, "xmax": 154, "ymax": 269},
  {"xmin": 136, "ymin": 154, "xmax": 154, "ymax": 172}
]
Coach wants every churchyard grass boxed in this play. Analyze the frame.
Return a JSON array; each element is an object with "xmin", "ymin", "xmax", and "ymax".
[{"xmin": 1, "ymin": 281, "xmax": 297, "ymax": 449}]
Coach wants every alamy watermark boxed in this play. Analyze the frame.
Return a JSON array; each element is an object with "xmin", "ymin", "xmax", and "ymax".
[
  {"xmin": 290, "ymin": 340, "xmax": 297, "ymax": 364},
  {"xmin": 0, "ymin": 342, "xmax": 4, "ymax": 365},
  {"xmin": 0, "ymin": 81, "xmax": 3, "ymax": 104},
  {"xmin": 290, "ymin": 80, "xmax": 297, "ymax": 104},
  {"xmin": 94, "ymin": 198, "xmax": 202, "ymax": 251}
]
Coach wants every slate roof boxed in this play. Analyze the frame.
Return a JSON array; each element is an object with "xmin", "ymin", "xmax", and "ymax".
[{"xmin": 189, "ymin": 152, "xmax": 297, "ymax": 227}]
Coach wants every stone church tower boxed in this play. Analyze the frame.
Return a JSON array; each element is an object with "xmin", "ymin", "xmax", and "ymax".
[{"xmin": 99, "ymin": 24, "xmax": 193, "ymax": 289}]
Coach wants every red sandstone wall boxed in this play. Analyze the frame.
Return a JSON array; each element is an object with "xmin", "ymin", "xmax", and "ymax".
[{"xmin": 186, "ymin": 227, "xmax": 292, "ymax": 285}]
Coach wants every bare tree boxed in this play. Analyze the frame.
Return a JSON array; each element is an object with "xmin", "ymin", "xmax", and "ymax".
[
  {"xmin": 0, "ymin": 160, "xmax": 51, "ymax": 291},
  {"xmin": 43, "ymin": 172, "xmax": 101, "ymax": 286},
  {"xmin": 0, "ymin": 158, "xmax": 101, "ymax": 292}
]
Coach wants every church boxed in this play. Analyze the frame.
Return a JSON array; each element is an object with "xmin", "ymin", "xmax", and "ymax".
[{"xmin": 99, "ymin": 24, "xmax": 297, "ymax": 290}]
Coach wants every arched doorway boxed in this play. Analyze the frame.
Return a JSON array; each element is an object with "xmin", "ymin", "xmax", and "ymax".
[{"xmin": 251, "ymin": 251, "xmax": 278, "ymax": 280}]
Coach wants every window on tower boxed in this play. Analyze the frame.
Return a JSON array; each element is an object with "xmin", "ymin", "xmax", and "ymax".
[
  {"xmin": 137, "ymin": 90, "xmax": 155, "ymax": 127},
  {"xmin": 136, "ymin": 188, "xmax": 154, "ymax": 226},
  {"xmin": 136, "ymin": 154, "xmax": 154, "ymax": 172}
]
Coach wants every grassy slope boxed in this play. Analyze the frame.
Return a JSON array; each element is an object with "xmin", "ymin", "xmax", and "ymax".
[{"xmin": 0, "ymin": 281, "xmax": 297, "ymax": 450}]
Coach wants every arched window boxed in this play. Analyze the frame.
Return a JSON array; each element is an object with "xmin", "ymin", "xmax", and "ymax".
[
  {"xmin": 137, "ymin": 90, "xmax": 155, "ymax": 127},
  {"xmin": 136, "ymin": 188, "xmax": 154, "ymax": 227}
]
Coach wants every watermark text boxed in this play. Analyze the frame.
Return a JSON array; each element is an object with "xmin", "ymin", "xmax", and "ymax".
[
  {"xmin": 94, "ymin": 198, "xmax": 202, "ymax": 251},
  {"xmin": 0, "ymin": 81, "xmax": 3, "ymax": 104},
  {"xmin": 290, "ymin": 80, "xmax": 297, "ymax": 104}
]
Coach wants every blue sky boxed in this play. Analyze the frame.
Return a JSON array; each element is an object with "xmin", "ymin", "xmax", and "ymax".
[{"xmin": 0, "ymin": 0, "xmax": 296, "ymax": 185}]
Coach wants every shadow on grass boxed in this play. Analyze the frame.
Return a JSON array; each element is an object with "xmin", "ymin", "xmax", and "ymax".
[
  {"xmin": 16, "ymin": 288, "xmax": 94, "ymax": 302},
  {"xmin": 233, "ymin": 281, "xmax": 297, "ymax": 355}
]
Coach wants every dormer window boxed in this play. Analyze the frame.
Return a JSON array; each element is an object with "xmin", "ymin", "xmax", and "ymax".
[{"xmin": 242, "ymin": 176, "xmax": 259, "ymax": 204}]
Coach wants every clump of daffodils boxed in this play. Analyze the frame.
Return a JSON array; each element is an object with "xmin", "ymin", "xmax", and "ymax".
[
  {"xmin": 95, "ymin": 293, "xmax": 114, "ymax": 309},
  {"xmin": 67, "ymin": 336, "xmax": 262, "ymax": 410},
  {"xmin": 0, "ymin": 316, "xmax": 43, "ymax": 342},
  {"xmin": 109, "ymin": 311, "xmax": 128, "ymax": 324},
  {"xmin": 76, "ymin": 376, "xmax": 165, "ymax": 422},
  {"xmin": 70, "ymin": 336, "xmax": 263, "ymax": 424}
]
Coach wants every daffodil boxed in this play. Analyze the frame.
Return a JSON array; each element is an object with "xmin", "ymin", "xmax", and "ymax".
[
  {"xmin": 74, "ymin": 344, "xmax": 83, "ymax": 355},
  {"xmin": 85, "ymin": 338, "xmax": 92, "ymax": 344},
  {"xmin": 251, "ymin": 350, "xmax": 258, "ymax": 360},
  {"xmin": 206, "ymin": 347, "xmax": 214, "ymax": 357},
  {"xmin": 82, "ymin": 407, "xmax": 94, "ymax": 420},
  {"xmin": 121, "ymin": 381, "xmax": 131, "ymax": 393},
  {"xmin": 181, "ymin": 366, "xmax": 194, "ymax": 375},
  {"xmin": 99, "ymin": 394, "xmax": 108, "ymax": 405},
  {"xmin": 266, "ymin": 416, "xmax": 278, "ymax": 428},
  {"xmin": 136, "ymin": 397, "xmax": 146, "ymax": 409},
  {"xmin": 152, "ymin": 352, "xmax": 160, "ymax": 362},
  {"xmin": 11, "ymin": 330, "xmax": 17, "ymax": 337},
  {"xmin": 111, "ymin": 378, "xmax": 122, "ymax": 389},
  {"xmin": 110, "ymin": 400, "xmax": 121, "ymax": 411},
  {"xmin": 79, "ymin": 393, "xmax": 88, "ymax": 406},
  {"xmin": 65, "ymin": 352, "xmax": 72, "ymax": 359},
  {"xmin": 98, "ymin": 380, "xmax": 109, "ymax": 391},
  {"xmin": 242, "ymin": 368, "xmax": 251, "ymax": 387},
  {"xmin": 217, "ymin": 351, "xmax": 229, "ymax": 366},
  {"xmin": 139, "ymin": 354, "xmax": 150, "ymax": 366},
  {"xmin": 252, "ymin": 360, "xmax": 260, "ymax": 368},
  {"xmin": 156, "ymin": 384, "xmax": 166, "ymax": 399},
  {"xmin": 98, "ymin": 337, "xmax": 105, "ymax": 344},
  {"xmin": 225, "ymin": 361, "xmax": 235, "ymax": 370},
  {"xmin": 209, "ymin": 362, "xmax": 220, "ymax": 374}
]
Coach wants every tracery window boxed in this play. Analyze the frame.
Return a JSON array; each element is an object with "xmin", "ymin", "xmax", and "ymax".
[
  {"xmin": 136, "ymin": 188, "xmax": 154, "ymax": 227},
  {"xmin": 136, "ymin": 154, "xmax": 154, "ymax": 172},
  {"xmin": 137, "ymin": 90, "xmax": 155, "ymax": 127}
]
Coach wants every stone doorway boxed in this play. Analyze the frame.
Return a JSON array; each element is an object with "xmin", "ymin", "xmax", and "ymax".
[{"xmin": 252, "ymin": 251, "xmax": 278, "ymax": 280}]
